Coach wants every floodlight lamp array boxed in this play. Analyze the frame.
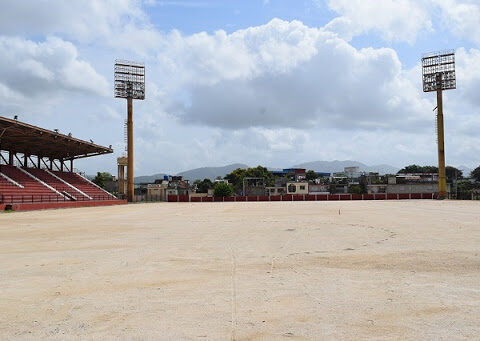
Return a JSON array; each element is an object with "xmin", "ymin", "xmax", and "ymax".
[
  {"xmin": 421, "ymin": 50, "xmax": 456, "ymax": 92},
  {"xmin": 114, "ymin": 60, "xmax": 145, "ymax": 99}
]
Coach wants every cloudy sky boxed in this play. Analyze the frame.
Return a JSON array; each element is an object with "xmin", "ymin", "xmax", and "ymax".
[{"xmin": 1, "ymin": 0, "xmax": 479, "ymax": 175}]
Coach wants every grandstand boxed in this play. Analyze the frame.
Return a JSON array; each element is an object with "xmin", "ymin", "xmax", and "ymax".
[{"xmin": 0, "ymin": 115, "xmax": 124, "ymax": 210}]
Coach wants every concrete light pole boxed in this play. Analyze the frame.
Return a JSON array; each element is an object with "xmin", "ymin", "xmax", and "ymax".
[
  {"xmin": 114, "ymin": 60, "xmax": 145, "ymax": 202},
  {"xmin": 422, "ymin": 50, "xmax": 456, "ymax": 199}
]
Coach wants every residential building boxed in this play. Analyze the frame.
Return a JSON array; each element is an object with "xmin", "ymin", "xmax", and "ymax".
[
  {"xmin": 308, "ymin": 183, "xmax": 329, "ymax": 194},
  {"xmin": 266, "ymin": 186, "xmax": 286, "ymax": 196},
  {"xmin": 146, "ymin": 175, "xmax": 194, "ymax": 201},
  {"xmin": 286, "ymin": 182, "xmax": 308, "ymax": 194}
]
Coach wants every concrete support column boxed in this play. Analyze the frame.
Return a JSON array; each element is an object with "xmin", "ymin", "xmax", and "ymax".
[
  {"xmin": 118, "ymin": 164, "xmax": 124, "ymax": 195},
  {"xmin": 127, "ymin": 97, "xmax": 134, "ymax": 202},
  {"xmin": 436, "ymin": 74, "xmax": 447, "ymax": 199}
]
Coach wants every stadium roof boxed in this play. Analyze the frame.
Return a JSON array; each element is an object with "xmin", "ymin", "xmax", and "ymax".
[{"xmin": 0, "ymin": 115, "xmax": 113, "ymax": 160}]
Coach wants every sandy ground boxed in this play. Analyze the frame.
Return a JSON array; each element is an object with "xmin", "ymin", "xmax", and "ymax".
[{"xmin": 0, "ymin": 200, "xmax": 479, "ymax": 340}]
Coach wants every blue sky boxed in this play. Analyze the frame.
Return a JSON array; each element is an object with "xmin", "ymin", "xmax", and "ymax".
[
  {"xmin": 0, "ymin": 0, "xmax": 479, "ymax": 176},
  {"xmin": 147, "ymin": 1, "xmax": 333, "ymax": 34}
]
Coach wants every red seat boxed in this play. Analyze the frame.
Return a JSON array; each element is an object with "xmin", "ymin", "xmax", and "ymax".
[
  {"xmin": 0, "ymin": 165, "xmax": 64, "ymax": 203},
  {"xmin": 0, "ymin": 166, "xmax": 116, "ymax": 203}
]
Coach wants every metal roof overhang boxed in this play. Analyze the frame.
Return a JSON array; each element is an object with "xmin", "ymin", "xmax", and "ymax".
[{"xmin": 0, "ymin": 116, "xmax": 113, "ymax": 160}]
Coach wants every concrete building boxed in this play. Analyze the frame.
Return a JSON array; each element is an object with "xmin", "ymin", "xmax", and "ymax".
[
  {"xmin": 344, "ymin": 166, "xmax": 363, "ymax": 179},
  {"xmin": 286, "ymin": 182, "xmax": 308, "ymax": 194},
  {"xmin": 271, "ymin": 168, "xmax": 307, "ymax": 182},
  {"xmin": 266, "ymin": 186, "xmax": 286, "ymax": 196},
  {"xmin": 386, "ymin": 183, "xmax": 450, "ymax": 194},
  {"xmin": 390, "ymin": 173, "xmax": 438, "ymax": 184},
  {"xmin": 367, "ymin": 184, "xmax": 387, "ymax": 194},
  {"xmin": 365, "ymin": 173, "xmax": 450, "ymax": 194},
  {"xmin": 308, "ymin": 183, "xmax": 329, "ymax": 194},
  {"xmin": 147, "ymin": 181, "xmax": 168, "ymax": 201},
  {"xmin": 146, "ymin": 176, "xmax": 194, "ymax": 201}
]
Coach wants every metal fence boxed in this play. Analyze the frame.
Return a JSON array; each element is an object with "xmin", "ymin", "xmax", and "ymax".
[
  {"xmin": 452, "ymin": 192, "xmax": 480, "ymax": 200},
  {"xmin": 0, "ymin": 194, "xmax": 117, "ymax": 204}
]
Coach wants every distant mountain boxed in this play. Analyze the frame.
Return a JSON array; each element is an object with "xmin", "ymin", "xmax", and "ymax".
[
  {"xmin": 134, "ymin": 160, "xmax": 400, "ymax": 183},
  {"xmin": 177, "ymin": 163, "xmax": 248, "ymax": 181},
  {"xmin": 135, "ymin": 173, "xmax": 167, "ymax": 184},
  {"xmin": 293, "ymin": 160, "xmax": 399, "ymax": 175},
  {"xmin": 134, "ymin": 164, "xmax": 248, "ymax": 183}
]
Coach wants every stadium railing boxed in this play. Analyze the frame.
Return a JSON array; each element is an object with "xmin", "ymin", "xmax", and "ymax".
[{"xmin": 0, "ymin": 194, "xmax": 116, "ymax": 204}]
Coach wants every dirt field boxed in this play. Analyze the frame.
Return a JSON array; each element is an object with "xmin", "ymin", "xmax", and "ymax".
[{"xmin": 0, "ymin": 200, "xmax": 479, "ymax": 340}]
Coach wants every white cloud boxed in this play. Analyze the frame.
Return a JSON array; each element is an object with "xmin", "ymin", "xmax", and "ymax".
[
  {"xmin": 455, "ymin": 48, "xmax": 480, "ymax": 108},
  {"xmin": 324, "ymin": 0, "xmax": 432, "ymax": 43},
  {"xmin": 0, "ymin": 0, "xmax": 479, "ymax": 174},
  {"xmin": 130, "ymin": 18, "xmax": 480, "ymax": 171},
  {"xmin": 0, "ymin": 37, "xmax": 109, "ymax": 98},
  {"xmin": 155, "ymin": 19, "xmax": 320, "ymax": 89},
  {"xmin": 323, "ymin": 0, "xmax": 480, "ymax": 46},
  {"xmin": 158, "ymin": 19, "xmax": 431, "ymax": 132},
  {"xmin": 0, "ymin": 0, "xmax": 146, "ymax": 42},
  {"xmin": 0, "ymin": 0, "xmax": 164, "ymax": 55},
  {"xmin": 435, "ymin": 0, "xmax": 480, "ymax": 44}
]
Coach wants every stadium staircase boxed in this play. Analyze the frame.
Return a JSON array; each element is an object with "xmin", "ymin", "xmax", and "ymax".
[
  {"xmin": 51, "ymin": 171, "xmax": 117, "ymax": 200},
  {"xmin": 0, "ymin": 165, "xmax": 64, "ymax": 202},
  {"xmin": 0, "ymin": 165, "xmax": 116, "ymax": 203},
  {"xmin": 23, "ymin": 168, "xmax": 90, "ymax": 201}
]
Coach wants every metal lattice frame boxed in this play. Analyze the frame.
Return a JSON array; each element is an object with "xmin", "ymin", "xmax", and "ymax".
[
  {"xmin": 243, "ymin": 177, "xmax": 266, "ymax": 196},
  {"xmin": 114, "ymin": 60, "xmax": 145, "ymax": 100},
  {"xmin": 422, "ymin": 50, "xmax": 456, "ymax": 92}
]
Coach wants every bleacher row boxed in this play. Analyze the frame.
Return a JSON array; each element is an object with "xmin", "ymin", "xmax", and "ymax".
[{"xmin": 0, "ymin": 165, "xmax": 116, "ymax": 203}]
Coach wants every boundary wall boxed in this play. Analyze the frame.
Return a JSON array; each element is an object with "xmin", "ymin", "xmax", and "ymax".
[
  {"xmin": 1, "ymin": 199, "xmax": 127, "ymax": 212},
  {"xmin": 168, "ymin": 193, "xmax": 438, "ymax": 203}
]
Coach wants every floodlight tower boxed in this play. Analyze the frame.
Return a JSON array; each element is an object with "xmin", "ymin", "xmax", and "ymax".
[
  {"xmin": 115, "ymin": 60, "xmax": 145, "ymax": 202},
  {"xmin": 421, "ymin": 50, "xmax": 456, "ymax": 199}
]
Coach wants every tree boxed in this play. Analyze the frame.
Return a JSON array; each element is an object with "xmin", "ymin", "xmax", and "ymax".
[
  {"xmin": 92, "ymin": 172, "xmax": 113, "ymax": 189},
  {"xmin": 194, "ymin": 178, "xmax": 213, "ymax": 193},
  {"xmin": 349, "ymin": 184, "xmax": 363, "ymax": 194},
  {"xmin": 399, "ymin": 165, "xmax": 463, "ymax": 181},
  {"xmin": 456, "ymin": 180, "xmax": 477, "ymax": 199},
  {"xmin": 422, "ymin": 166, "xmax": 438, "ymax": 173},
  {"xmin": 213, "ymin": 182, "xmax": 233, "ymax": 197},
  {"xmin": 397, "ymin": 165, "xmax": 438, "ymax": 174},
  {"xmin": 472, "ymin": 165, "xmax": 480, "ymax": 182},
  {"xmin": 305, "ymin": 170, "xmax": 318, "ymax": 181},
  {"xmin": 446, "ymin": 166, "xmax": 463, "ymax": 181},
  {"xmin": 224, "ymin": 166, "xmax": 274, "ymax": 194},
  {"xmin": 397, "ymin": 165, "xmax": 424, "ymax": 174}
]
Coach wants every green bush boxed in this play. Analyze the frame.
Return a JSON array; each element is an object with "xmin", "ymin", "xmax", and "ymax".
[
  {"xmin": 213, "ymin": 182, "xmax": 233, "ymax": 197},
  {"xmin": 92, "ymin": 172, "xmax": 113, "ymax": 189},
  {"xmin": 194, "ymin": 178, "xmax": 214, "ymax": 193},
  {"xmin": 349, "ymin": 184, "xmax": 363, "ymax": 194}
]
